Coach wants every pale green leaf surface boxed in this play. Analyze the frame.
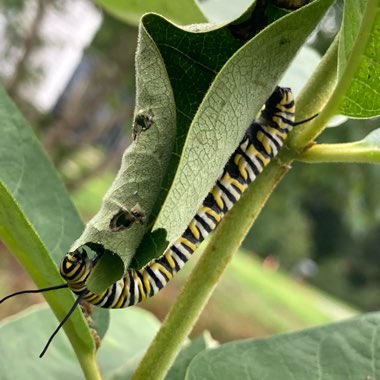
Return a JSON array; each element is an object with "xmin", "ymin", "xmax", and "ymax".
[
  {"xmin": 96, "ymin": 0, "xmax": 207, "ymax": 25},
  {"xmin": 0, "ymin": 306, "xmax": 160, "ymax": 380},
  {"xmin": 0, "ymin": 306, "xmax": 83, "ymax": 380},
  {"xmin": 338, "ymin": 0, "xmax": 380, "ymax": 118},
  {"xmin": 98, "ymin": 307, "xmax": 160, "ymax": 378},
  {"xmin": 152, "ymin": 0, "xmax": 334, "ymax": 249},
  {"xmin": 186, "ymin": 312, "xmax": 380, "ymax": 379},
  {"xmin": 0, "ymin": 87, "xmax": 97, "ymax": 366},
  {"xmin": 0, "ymin": 87, "xmax": 83, "ymax": 261},
  {"xmin": 166, "ymin": 332, "xmax": 217, "ymax": 380}
]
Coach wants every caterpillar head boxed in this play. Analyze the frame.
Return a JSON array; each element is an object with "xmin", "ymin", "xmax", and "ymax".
[
  {"xmin": 60, "ymin": 247, "xmax": 93, "ymax": 291},
  {"xmin": 265, "ymin": 87, "xmax": 294, "ymax": 113}
]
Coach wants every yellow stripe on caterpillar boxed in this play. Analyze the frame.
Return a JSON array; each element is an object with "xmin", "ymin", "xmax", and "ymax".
[
  {"xmin": 211, "ymin": 186, "xmax": 225, "ymax": 210},
  {"xmin": 223, "ymin": 172, "xmax": 247, "ymax": 193},
  {"xmin": 151, "ymin": 262, "xmax": 172, "ymax": 280},
  {"xmin": 256, "ymin": 130, "xmax": 275, "ymax": 156},
  {"xmin": 179, "ymin": 237, "xmax": 197, "ymax": 252},
  {"xmin": 188, "ymin": 219, "xmax": 201, "ymax": 240},
  {"xmin": 246, "ymin": 144, "xmax": 270, "ymax": 166},
  {"xmin": 164, "ymin": 251, "xmax": 178, "ymax": 270},
  {"xmin": 265, "ymin": 125, "xmax": 288, "ymax": 141},
  {"xmin": 202, "ymin": 206, "xmax": 222, "ymax": 222}
]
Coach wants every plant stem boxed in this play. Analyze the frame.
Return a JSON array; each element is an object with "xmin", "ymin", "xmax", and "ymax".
[
  {"xmin": 132, "ymin": 162, "xmax": 289, "ymax": 380},
  {"xmin": 78, "ymin": 351, "xmax": 103, "ymax": 380},
  {"xmin": 298, "ymin": 142, "xmax": 380, "ymax": 163},
  {"xmin": 288, "ymin": 35, "xmax": 339, "ymax": 150}
]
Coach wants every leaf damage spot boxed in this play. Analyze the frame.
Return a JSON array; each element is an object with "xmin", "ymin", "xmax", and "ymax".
[
  {"xmin": 109, "ymin": 203, "xmax": 146, "ymax": 232},
  {"xmin": 132, "ymin": 109, "xmax": 155, "ymax": 140}
]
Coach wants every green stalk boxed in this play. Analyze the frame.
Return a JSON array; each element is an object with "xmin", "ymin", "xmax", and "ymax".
[
  {"xmin": 288, "ymin": 35, "xmax": 339, "ymax": 150},
  {"xmin": 77, "ymin": 351, "xmax": 103, "ymax": 380},
  {"xmin": 299, "ymin": 142, "xmax": 380, "ymax": 163}
]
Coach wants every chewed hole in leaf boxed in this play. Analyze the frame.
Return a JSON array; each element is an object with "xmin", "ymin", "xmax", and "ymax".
[
  {"xmin": 109, "ymin": 203, "xmax": 146, "ymax": 232},
  {"xmin": 132, "ymin": 109, "xmax": 155, "ymax": 140}
]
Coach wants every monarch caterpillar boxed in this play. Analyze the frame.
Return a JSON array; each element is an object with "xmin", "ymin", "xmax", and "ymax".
[{"xmin": 1, "ymin": 86, "xmax": 317, "ymax": 356}]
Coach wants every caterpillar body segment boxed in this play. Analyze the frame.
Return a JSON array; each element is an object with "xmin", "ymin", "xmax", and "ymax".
[{"xmin": 60, "ymin": 86, "xmax": 297, "ymax": 308}]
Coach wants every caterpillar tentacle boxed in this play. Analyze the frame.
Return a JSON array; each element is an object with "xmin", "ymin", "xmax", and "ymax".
[{"xmin": 60, "ymin": 86, "xmax": 298, "ymax": 308}]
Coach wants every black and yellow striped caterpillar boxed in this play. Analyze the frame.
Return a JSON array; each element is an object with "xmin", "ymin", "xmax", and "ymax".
[
  {"xmin": 1, "ymin": 86, "xmax": 316, "ymax": 355},
  {"xmin": 60, "ymin": 86, "xmax": 298, "ymax": 308}
]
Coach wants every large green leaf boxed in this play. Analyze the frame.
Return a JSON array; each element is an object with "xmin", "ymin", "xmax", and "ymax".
[
  {"xmin": 0, "ymin": 87, "xmax": 101, "ymax": 377},
  {"xmin": 96, "ymin": 0, "xmax": 207, "ymax": 25},
  {"xmin": 0, "ymin": 89, "xmax": 83, "ymax": 261},
  {"xmin": 338, "ymin": 0, "xmax": 380, "ymax": 118},
  {"xmin": 186, "ymin": 312, "xmax": 380, "ymax": 379},
  {"xmin": 0, "ymin": 305, "xmax": 160, "ymax": 380}
]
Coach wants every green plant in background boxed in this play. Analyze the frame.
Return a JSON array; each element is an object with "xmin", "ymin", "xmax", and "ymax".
[{"xmin": 0, "ymin": 0, "xmax": 379, "ymax": 379}]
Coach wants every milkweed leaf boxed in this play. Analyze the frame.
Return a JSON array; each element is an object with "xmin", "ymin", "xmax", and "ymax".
[
  {"xmin": 0, "ymin": 305, "xmax": 160, "ymax": 380},
  {"xmin": 338, "ymin": 0, "xmax": 380, "ymax": 118},
  {"xmin": 166, "ymin": 333, "xmax": 217, "ymax": 380},
  {"xmin": 0, "ymin": 87, "xmax": 99, "ymax": 372},
  {"xmin": 186, "ymin": 312, "xmax": 380, "ymax": 379}
]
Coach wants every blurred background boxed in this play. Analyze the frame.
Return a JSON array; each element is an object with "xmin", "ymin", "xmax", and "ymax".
[{"xmin": 1, "ymin": 0, "xmax": 379, "ymax": 343}]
